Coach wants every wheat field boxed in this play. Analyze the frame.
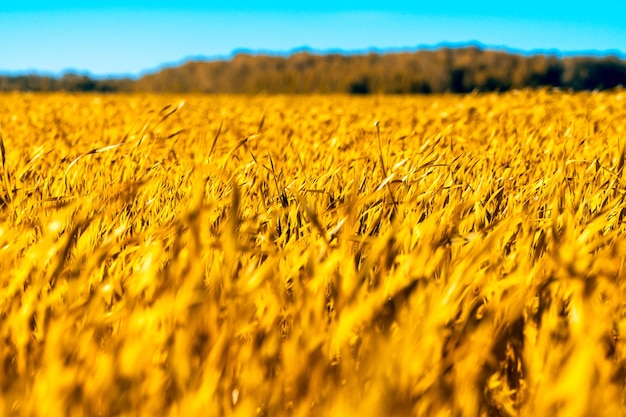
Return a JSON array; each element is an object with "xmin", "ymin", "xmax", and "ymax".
[{"xmin": 1, "ymin": 91, "xmax": 626, "ymax": 416}]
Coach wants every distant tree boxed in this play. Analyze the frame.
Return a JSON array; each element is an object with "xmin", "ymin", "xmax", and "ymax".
[
  {"xmin": 3, "ymin": 47, "xmax": 626, "ymax": 94},
  {"xmin": 348, "ymin": 76, "xmax": 371, "ymax": 94}
]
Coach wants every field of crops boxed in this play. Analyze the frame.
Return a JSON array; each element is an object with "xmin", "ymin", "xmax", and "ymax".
[{"xmin": 1, "ymin": 91, "xmax": 626, "ymax": 416}]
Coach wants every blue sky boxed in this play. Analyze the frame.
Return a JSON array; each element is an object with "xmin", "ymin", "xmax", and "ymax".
[{"xmin": 2, "ymin": 1, "xmax": 625, "ymax": 78}]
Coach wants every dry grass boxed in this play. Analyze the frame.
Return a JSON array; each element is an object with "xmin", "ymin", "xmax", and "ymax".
[{"xmin": 1, "ymin": 90, "xmax": 626, "ymax": 416}]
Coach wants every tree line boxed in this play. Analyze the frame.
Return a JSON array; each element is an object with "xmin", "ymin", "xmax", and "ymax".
[{"xmin": 2, "ymin": 46, "xmax": 626, "ymax": 94}]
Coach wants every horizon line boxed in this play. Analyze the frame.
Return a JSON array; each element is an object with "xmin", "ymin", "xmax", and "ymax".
[{"xmin": 2, "ymin": 41, "xmax": 625, "ymax": 81}]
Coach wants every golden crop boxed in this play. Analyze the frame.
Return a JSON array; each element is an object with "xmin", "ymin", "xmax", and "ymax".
[{"xmin": 1, "ymin": 91, "xmax": 626, "ymax": 416}]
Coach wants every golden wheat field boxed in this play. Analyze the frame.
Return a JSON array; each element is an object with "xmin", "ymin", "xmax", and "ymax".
[{"xmin": 1, "ymin": 90, "xmax": 626, "ymax": 416}]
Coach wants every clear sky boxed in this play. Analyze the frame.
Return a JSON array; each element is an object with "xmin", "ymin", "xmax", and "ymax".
[{"xmin": 2, "ymin": 1, "xmax": 625, "ymax": 78}]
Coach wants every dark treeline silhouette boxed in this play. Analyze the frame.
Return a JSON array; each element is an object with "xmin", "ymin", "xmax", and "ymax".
[
  {"xmin": 0, "ymin": 73, "xmax": 134, "ymax": 93},
  {"xmin": 2, "ymin": 47, "xmax": 626, "ymax": 94}
]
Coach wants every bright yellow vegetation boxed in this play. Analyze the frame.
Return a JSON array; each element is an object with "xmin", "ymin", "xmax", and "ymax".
[{"xmin": 1, "ymin": 91, "xmax": 626, "ymax": 416}]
